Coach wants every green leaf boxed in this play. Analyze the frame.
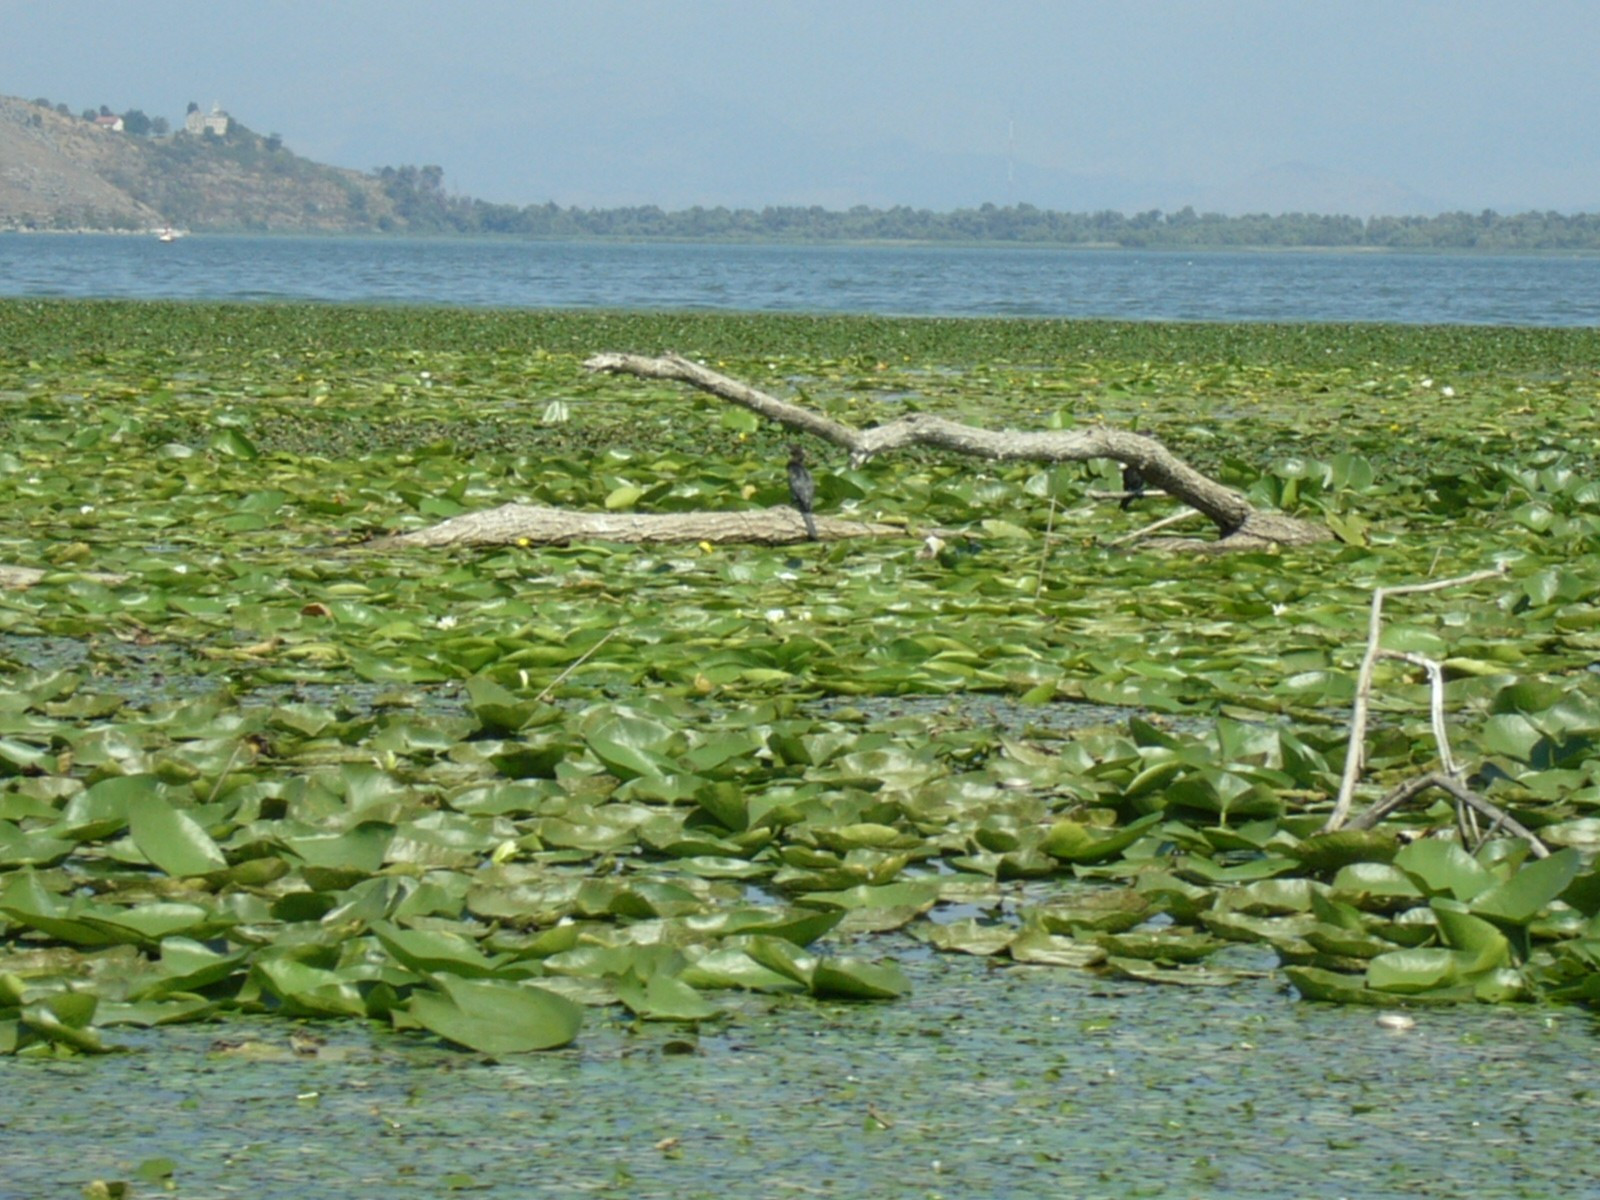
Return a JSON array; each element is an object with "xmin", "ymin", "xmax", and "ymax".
[
  {"xmin": 21, "ymin": 997, "xmax": 110, "ymax": 1053},
  {"xmin": 209, "ymin": 428, "xmax": 259, "ymax": 459},
  {"xmin": 678, "ymin": 948, "xmax": 809, "ymax": 992},
  {"xmin": 614, "ymin": 971, "xmax": 721, "ymax": 1022},
  {"xmin": 1393, "ymin": 839, "xmax": 1494, "ymax": 902},
  {"xmin": 603, "ymin": 484, "xmax": 644, "ymax": 511},
  {"xmin": 465, "ymin": 676, "xmax": 549, "ymax": 735},
  {"xmin": 251, "ymin": 959, "xmax": 369, "ymax": 1018},
  {"xmin": 583, "ymin": 711, "xmax": 677, "ymax": 781},
  {"xmin": 0, "ymin": 871, "xmax": 116, "ymax": 946},
  {"xmin": 1283, "ymin": 965, "xmax": 1386, "ymax": 1005},
  {"xmin": 917, "ymin": 918, "xmax": 1016, "ymax": 957},
  {"xmin": 1478, "ymin": 713, "xmax": 1543, "ymax": 761},
  {"xmin": 135, "ymin": 938, "xmax": 249, "ymax": 998},
  {"xmin": 58, "ymin": 774, "xmax": 160, "ymax": 840},
  {"xmin": 1470, "ymin": 848, "xmax": 1582, "ymax": 926},
  {"xmin": 1041, "ymin": 812, "xmax": 1163, "ymax": 863},
  {"xmin": 127, "ymin": 791, "xmax": 228, "ymax": 877},
  {"xmin": 371, "ymin": 922, "xmax": 507, "ymax": 979},
  {"xmin": 809, "ymin": 956, "xmax": 910, "ymax": 1000},
  {"xmin": 1430, "ymin": 900, "xmax": 1510, "ymax": 973},
  {"xmin": 407, "ymin": 977, "xmax": 582, "ymax": 1056},
  {"xmin": 1366, "ymin": 947, "xmax": 1461, "ymax": 994}
]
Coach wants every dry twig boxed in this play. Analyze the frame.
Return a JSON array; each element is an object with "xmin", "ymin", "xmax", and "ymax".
[{"xmin": 1319, "ymin": 565, "xmax": 1547, "ymax": 854}]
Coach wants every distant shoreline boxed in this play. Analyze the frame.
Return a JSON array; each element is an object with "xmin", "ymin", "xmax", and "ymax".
[{"xmin": 6, "ymin": 227, "xmax": 1599, "ymax": 257}]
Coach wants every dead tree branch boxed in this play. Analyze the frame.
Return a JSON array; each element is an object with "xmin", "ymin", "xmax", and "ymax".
[
  {"xmin": 1321, "ymin": 565, "xmax": 1531, "ymax": 848},
  {"xmin": 1346, "ymin": 771, "xmax": 1550, "ymax": 857},
  {"xmin": 583, "ymin": 352, "xmax": 1331, "ymax": 549}
]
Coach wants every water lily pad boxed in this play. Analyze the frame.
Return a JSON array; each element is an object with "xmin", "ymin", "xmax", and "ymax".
[
  {"xmin": 1470, "ymin": 847, "xmax": 1581, "ymax": 926},
  {"xmin": 407, "ymin": 976, "xmax": 582, "ymax": 1055},
  {"xmin": 809, "ymin": 956, "xmax": 910, "ymax": 1000},
  {"xmin": 127, "ymin": 792, "xmax": 228, "ymax": 878},
  {"xmin": 917, "ymin": 918, "xmax": 1016, "ymax": 957},
  {"xmin": 614, "ymin": 971, "xmax": 721, "ymax": 1021}
]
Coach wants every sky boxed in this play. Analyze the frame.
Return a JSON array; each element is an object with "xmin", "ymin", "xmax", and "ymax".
[{"xmin": 3, "ymin": 0, "xmax": 1598, "ymax": 216}]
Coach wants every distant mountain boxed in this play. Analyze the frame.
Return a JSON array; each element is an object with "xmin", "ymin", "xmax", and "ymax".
[{"xmin": 0, "ymin": 94, "xmax": 400, "ymax": 233}]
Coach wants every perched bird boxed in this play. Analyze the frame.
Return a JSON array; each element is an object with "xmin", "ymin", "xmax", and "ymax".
[
  {"xmin": 1120, "ymin": 462, "xmax": 1146, "ymax": 511},
  {"xmin": 787, "ymin": 443, "xmax": 818, "ymax": 539}
]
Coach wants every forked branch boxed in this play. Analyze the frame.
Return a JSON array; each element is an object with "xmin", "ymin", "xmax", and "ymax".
[
  {"xmin": 1319, "ymin": 565, "xmax": 1544, "ymax": 855},
  {"xmin": 584, "ymin": 352, "xmax": 1332, "ymax": 549}
]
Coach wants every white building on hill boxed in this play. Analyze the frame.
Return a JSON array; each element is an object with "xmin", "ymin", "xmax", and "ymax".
[{"xmin": 185, "ymin": 104, "xmax": 230, "ymax": 137}]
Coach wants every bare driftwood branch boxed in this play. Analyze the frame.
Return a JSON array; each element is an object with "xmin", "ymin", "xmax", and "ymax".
[
  {"xmin": 584, "ymin": 352, "xmax": 1333, "ymax": 549},
  {"xmin": 1101, "ymin": 507, "xmax": 1204, "ymax": 548},
  {"xmin": 362, "ymin": 503, "xmax": 905, "ymax": 550},
  {"xmin": 1347, "ymin": 771, "xmax": 1550, "ymax": 858},
  {"xmin": 1322, "ymin": 565, "xmax": 1515, "ymax": 838}
]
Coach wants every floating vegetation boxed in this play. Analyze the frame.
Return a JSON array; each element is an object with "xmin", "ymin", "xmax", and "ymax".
[{"xmin": 3, "ymin": 300, "xmax": 1600, "ymax": 1057}]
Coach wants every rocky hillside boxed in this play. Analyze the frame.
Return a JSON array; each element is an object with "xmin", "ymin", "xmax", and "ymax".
[{"xmin": 0, "ymin": 95, "xmax": 402, "ymax": 233}]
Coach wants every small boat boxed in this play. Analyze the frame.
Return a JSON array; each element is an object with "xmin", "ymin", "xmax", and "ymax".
[{"xmin": 156, "ymin": 227, "xmax": 183, "ymax": 242}]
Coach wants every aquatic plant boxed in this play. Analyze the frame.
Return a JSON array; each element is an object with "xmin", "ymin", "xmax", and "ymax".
[{"xmin": 2, "ymin": 301, "xmax": 1600, "ymax": 1056}]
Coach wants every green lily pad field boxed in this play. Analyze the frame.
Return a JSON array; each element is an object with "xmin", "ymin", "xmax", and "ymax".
[{"xmin": 4, "ymin": 299, "xmax": 1600, "ymax": 1064}]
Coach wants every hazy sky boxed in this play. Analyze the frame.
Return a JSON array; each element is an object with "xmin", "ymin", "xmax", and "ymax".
[{"xmin": 4, "ymin": 0, "xmax": 1597, "ymax": 215}]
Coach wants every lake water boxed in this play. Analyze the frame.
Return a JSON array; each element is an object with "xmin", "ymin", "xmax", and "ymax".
[
  {"xmin": 10, "ymin": 946, "xmax": 1598, "ymax": 1199},
  {"xmin": 1, "ymin": 233, "xmax": 1598, "ymax": 325}
]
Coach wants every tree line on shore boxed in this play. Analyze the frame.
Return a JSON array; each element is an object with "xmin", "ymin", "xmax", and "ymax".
[{"xmin": 377, "ymin": 165, "xmax": 1600, "ymax": 251}]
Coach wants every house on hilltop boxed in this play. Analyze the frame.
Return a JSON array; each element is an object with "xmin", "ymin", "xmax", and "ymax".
[
  {"xmin": 185, "ymin": 103, "xmax": 229, "ymax": 137},
  {"xmin": 93, "ymin": 113, "xmax": 124, "ymax": 132}
]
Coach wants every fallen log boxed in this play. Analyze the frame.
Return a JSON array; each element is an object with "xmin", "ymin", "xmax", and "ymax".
[{"xmin": 362, "ymin": 503, "xmax": 906, "ymax": 550}]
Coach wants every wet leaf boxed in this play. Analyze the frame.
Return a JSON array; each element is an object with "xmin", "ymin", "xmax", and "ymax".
[
  {"xmin": 809, "ymin": 957, "xmax": 911, "ymax": 1000},
  {"xmin": 614, "ymin": 971, "xmax": 721, "ymax": 1021},
  {"xmin": 406, "ymin": 977, "xmax": 582, "ymax": 1055},
  {"xmin": 127, "ymin": 791, "xmax": 228, "ymax": 877}
]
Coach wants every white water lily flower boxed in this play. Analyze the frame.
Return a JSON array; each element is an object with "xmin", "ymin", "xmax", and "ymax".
[
  {"xmin": 765, "ymin": 608, "xmax": 786, "ymax": 621},
  {"xmin": 436, "ymin": 614, "xmax": 458, "ymax": 629}
]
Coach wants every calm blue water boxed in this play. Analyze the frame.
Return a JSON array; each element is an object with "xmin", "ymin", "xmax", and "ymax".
[{"xmin": 1, "ymin": 233, "xmax": 1597, "ymax": 325}]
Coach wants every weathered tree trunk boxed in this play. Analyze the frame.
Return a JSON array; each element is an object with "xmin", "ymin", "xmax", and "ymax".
[
  {"xmin": 363, "ymin": 504, "xmax": 904, "ymax": 550},
  {"xmin": 583, "ymin": 352, "xmax": 1332, "ymax": 549}
]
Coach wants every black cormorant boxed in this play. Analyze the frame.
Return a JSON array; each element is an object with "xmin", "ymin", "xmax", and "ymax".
[
  {"xmin": 787, "ymin": 444, "xmax": 817, "ymax": 539},
  {"xmin": 1120, "ymin": 463, "xmax": 1146, "ymax": 511}
]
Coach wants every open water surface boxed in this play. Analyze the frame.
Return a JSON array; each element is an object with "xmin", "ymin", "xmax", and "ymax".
[
  {"xmin": 2, "ymin": 233, "xmax": 1599, "ymax": 324},
  {"xmin": 5, "ymin": 947, "xmax": 1597, "ymax": 1200}
]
